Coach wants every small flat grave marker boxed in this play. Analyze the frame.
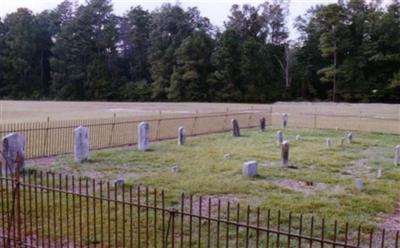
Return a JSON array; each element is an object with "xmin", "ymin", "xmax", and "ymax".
[{"xmin": 242, "ymin": 161, "xmax": 258, "ymax": 177}]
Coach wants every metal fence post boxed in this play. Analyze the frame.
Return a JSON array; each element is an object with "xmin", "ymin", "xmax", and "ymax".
[
  {"xmin": 398, "ymin": 105, "xmax": 400, "ymax": 135},
  {"xmin": 247, "ymin": 106, "xmax": 254, "ymax": 127},
  {"xmin": 7, "ymin": 153, "xmax": 23, "ymax": 248},
  {"xmin": 156, "ymin": 111, "xmax": 162, "ymax": 140},
  {"xmin": 222, "ymin": 108, "xmax": 229, "ymax": 132},
  {"xmin": 165, "ymin": 208, "xmax": 177, "ymax": 248},
  {"xmin": 44, "ymin": 116, "xmax": 50, "ymax": 156},
  {"xmin": 269, "ymin": 105, "xmax": 273, "ymax": 126},
  {"xmin": 108, "ymin": 113, "xmax": 116, "ymax": 146},
  {"xmin": 314, "ymin": 107, "xmax": 317, "ymax": 129},
  {"xmin": 190, "ymin": 110, "xmax": 198, "ymax": 136}
]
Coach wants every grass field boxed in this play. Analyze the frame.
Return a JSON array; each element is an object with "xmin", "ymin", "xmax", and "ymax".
[
  {"xmin": 0, "ymin": 100, "xmax": 398, "ymax": 123},
  {"xmin": 0, "ymin": 100, "xmax": 264, "ymax": 122},
  {"xmin": 28, "ymin": 127, "xmax": 400, "ymax": 237}
]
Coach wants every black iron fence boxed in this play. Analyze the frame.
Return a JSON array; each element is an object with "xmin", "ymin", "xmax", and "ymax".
[{"xmin": 0, "ymin": 166, "xmax": 399, "ymax": 248}]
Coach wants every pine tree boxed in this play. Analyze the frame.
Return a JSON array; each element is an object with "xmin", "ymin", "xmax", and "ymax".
[{"xmin": 168, "ymin": 31, "xmax": 214, "ymax": 101}]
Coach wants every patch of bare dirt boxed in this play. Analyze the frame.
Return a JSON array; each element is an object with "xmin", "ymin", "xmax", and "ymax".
[
  {"xmin": 340, "ymin": 159, "xmax": 374, "ymax": 179},
  {"xmin": 26, "ymin": 156, "xmax": 57, "ymax": 170},
  {"xmin": 273, "ymin": 179, "xmax": 345, "ymax": 195},
  {"xmin": 377, "ymin": 202, "xmax": 400, "ymax": 233},
  {"xmin": 180, "ymin": 194, "xmax": 241, "ymax": 217}
]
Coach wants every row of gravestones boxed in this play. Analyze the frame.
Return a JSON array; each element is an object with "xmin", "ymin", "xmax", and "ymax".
[
  {"xmin": 74, "ymin": 122, "xmax": 186, "ymax": 162},
  {"xmin": 233, "ymin": 116, "xmax": 400, "ymax": 178},
  {"xmin": 1, "ymin": 115, "xmax": 400, "ymax": 175}
]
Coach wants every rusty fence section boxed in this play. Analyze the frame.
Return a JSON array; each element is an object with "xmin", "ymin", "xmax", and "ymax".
[
  {"xmin": 0, "ymin": 110, "xmax": 268, "ymax": 160},
  {"xmin": 0, "ymin": 168, "xmax": 399, "ymax": 248}
]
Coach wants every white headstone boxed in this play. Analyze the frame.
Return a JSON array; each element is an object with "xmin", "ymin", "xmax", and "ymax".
[
  {"xmin": 178, "ymin": 127, "xmax": 186, "ymax": 145},
  {"xmin": 377, "ymin": 168, "xmax": 383, "ymax": 178},
  {"xmin": 326, "ymin": 138, "xmax": 332, "ymax": 149},
  {"xmin": 295, "ymin": 134, "xmax": 301, "ymax": 141},
  {"xmin": 277, "ymin": 131, "xmax": 283, "ymax": 146},
  {"xmin": 347, "ymin": 132, "xmax": 353, "ymax": 144},
  {"xmin": 395, "ymin": 145, "xmax": 400, "ymax": 166},
  {"xmin": 1, "ymin": 133, "xmax": 25, "ymax": 174},
  {"xmin": 138, "ymin": 122, "xmax": 150, "ymax": 151},
  {"xmin": 74, "ymin": 126, "xmax": 89, "ymax": 162},
  {"xmin": 283, "ymin": 113, "xmax": 288, "ymax": 128},
  {"xmin": 242, "ymin": 161, "xmax": 258, "ymax": 177}
]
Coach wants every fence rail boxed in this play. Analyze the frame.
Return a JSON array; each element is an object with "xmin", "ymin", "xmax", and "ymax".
[
  {"xmin": 1, "ymin": 167, "xmax": 399, "ymax": 248},
  {"xmin": 0, "ymin": 106, "xmax": 399, "ymax": 160}
]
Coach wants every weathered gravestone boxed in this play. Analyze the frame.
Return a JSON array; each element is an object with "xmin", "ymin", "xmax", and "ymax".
[
  {"xmin": 224, "ymin": 153, "xmax": 231, "ymax": 160},
  {"xmin": 242, "ymin": 161, "xmax": 258, "ymax": 177},
  {"xmin": 276, "ymin": 130, "xmax": 283, "ymax": 146},
  {"xmin": 171, "ymin": 164, "xmax": 180, "ymax": 173},
  {"xmin": 355, "ymin": 179, "xmax": 364, "ymax": 191},
  {"xmin": 347, "ymin": 132, "xmax": 353, "ymax": 144},
  {"xmin": 340, "ymin": 138, "xmax": 345, "ymax": 145},
  {"xmin": 260, "ymin": 117, "xmax": 266, "ymax": 132},
  {"xmin": 138, "ymin": 122, "xmax": 150, "ymax": 151},
  {"xmin": 395, "ymin": 145, "xmax": 400, "ymax": 166},
  {"xmin": 114, "ymin": 177, "xmax": 125, "ymax": 187},
  {"xmin": 282, "ymin": 113, "xmax": 288, "ymax": 128},
  {"xmin": 295, "ymin": 134, "xmax": 301, "ymax": 141},
  {"xmin": 74, "ymin": 126, "xmax": 89, "ymax": 162},
  {"xmin": 231, "ymin": 119, "xmax": 240, "ymax": 137},
  {"xmin": 281, "ymin": 141, "xmax": 290, "ymax": 167},
  {"xmin": 1, "ymin": 133, "xmax": 25, "ymax": 174},
  {"xmin": 377, "ymin": 168, "xmax": 383, "ymax": 178},
  {"xmin": 326, "ymin": 138, "xmax": 332, "ymax": 149},
  {"xmin": 178, "ymin": 127, "xmax": 186, "ymax": 145}
]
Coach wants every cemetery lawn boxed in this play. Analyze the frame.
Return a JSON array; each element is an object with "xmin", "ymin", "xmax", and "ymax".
[{"xmin": 29, "ymin": 127, "xmax": 400, "ymax": 231}]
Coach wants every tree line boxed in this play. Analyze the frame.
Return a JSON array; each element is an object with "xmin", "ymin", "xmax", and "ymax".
[{"xmin": 0, "ymin": 0, "xmax": 399, "ymax": 102}]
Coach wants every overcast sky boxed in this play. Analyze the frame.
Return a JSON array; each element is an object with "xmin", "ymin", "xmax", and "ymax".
[{"xmin": 0, "ymin": 0, "xmax": 379, "ymax": 39}]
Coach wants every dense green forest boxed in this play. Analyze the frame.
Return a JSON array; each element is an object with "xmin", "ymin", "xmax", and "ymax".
[{"xmin": 0, "ymin": 0, "xmax": 399, "ymax": 102}]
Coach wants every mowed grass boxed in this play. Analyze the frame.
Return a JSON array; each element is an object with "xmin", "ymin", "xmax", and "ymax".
[{"xmin": 33, "ymin": 127, "xmax": 400, "ymax": 231}]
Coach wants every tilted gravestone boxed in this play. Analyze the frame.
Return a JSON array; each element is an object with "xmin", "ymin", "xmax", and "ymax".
[
  {"xmin": 281, "ymin": 141, "xmax": 290, "ymax": 167},
  {"xmin": 347, "ymin": 132, "xmax": 353, "ymax": 144},
  {"xmin": 259, "ymin": 117, "xmax": 266, "ymax": 132},
  {"xmin": 1, "ymin": 133, "xmax": 25, "ymax": 174},
  {"xmin": 231, "ymin": 119, "xmax": 240, "ymax": 137},
  {"xmin": 138, "ymin": 122, "xmax": 150, "ymax": 151},
  {"xmin": 242, "ymin": 161, "xmax": 258, "ymax": 177},
  {"xmin": 395, "ymin": 145, "xmax": 400, "ymax": 166},
  {"xmin": 282, "ymin": 113, "xmax": 288, "ymax": 128},
  {"xmin": 326, "ymin": 138, "xmax": 332, "ymax": 149},
  {"xmin": 276, "ymin": 130, "xmax": 283, "ymax": 146},
  {"xmin": 74, "ymin": 126, "xmax": 89, "ymax": 162},
  {"xmin": 178, "ymin": 127, "xmax": 186, "ymax": 145}
]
